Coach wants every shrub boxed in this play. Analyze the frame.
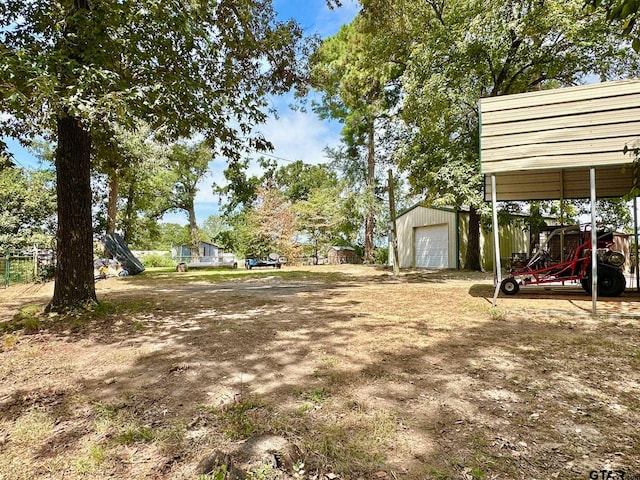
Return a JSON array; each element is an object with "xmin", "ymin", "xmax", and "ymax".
[
  {"xmin": 139, "ymin": 253, "xmax": 174, "ymax": 268},
  {"xmin": 373, "ymin": 247, "xmax": 389, "ymax": 265}
]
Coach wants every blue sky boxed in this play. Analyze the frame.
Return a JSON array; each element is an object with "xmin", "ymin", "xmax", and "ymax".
[{"xmin": 4, "ymin": 1, "xmax": 360, "ymax": 224}]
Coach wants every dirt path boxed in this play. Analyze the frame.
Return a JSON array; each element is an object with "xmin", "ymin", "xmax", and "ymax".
[{"xmin": 1, "ymin": 266, "xmax": 639, "ymax": 479}]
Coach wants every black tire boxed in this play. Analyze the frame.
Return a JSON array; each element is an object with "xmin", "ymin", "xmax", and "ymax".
[
  {"xmin": 582, "ymin": 264, "xmax": 626, "ymax": 297},
  {"xmin": 580, "ymin": 277, "xmax": 590, "ymax": 293},
  {"xmin": 500, "ymin": 277, "xmax": 519, "ymax": 295}
]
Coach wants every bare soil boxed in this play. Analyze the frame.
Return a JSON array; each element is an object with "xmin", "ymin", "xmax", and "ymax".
[{"xmin": 0, "ymin": 265, "xmax": 639, "ymax": 480}]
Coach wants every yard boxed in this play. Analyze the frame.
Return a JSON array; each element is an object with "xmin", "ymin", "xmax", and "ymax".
[{"xmin": 0, "ymin": 266, "xmax": 639, "ymax": 480}]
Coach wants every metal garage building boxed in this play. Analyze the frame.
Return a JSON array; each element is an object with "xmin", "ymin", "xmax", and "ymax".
[{"xmin": 389, "ymin": 204, "xmax": 531, "ymax": 270}]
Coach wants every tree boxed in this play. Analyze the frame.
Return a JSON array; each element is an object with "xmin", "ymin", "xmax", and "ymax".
[
  {"xmin": 358, "ymin": 0, "xmax": 640, "ymax": 269},
  {"xmin": 273, "ymin": 161, "xmax": 339, "ymax": 202},
  {"xmin": 247, "ymin": 186, "xmax": 300, "ymax": 260},
  {"xmin": 295, "ymin": 185, "xmax": 345, "ymax": 263},
  {"xmin": 200, "ymin": 215, "xmax": 232, "ymax": 246},
  {"xmin": 92, "ymin": 122, "xmax": 164, "ymax": 242},
  {"xmin": 309, "ymin": 18, "xmax": 401, "ymax": 263},
  {"xmin": 0, "ymin": 0, "xmax": 305, "ymax": 310},
  {"xmin": 161, "ymin": 141, "xmax": 212, "ymax": 253},
  {"xmin": 0, "ymin": 167, "xmax": 56, "ymax": 251},
  {"xmin": 585, "ymin": 0, "xmax": 640, "ymax": 49}
]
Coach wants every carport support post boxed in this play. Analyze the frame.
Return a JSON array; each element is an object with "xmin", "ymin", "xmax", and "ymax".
[
  {"xmin": 491, "ymin": 174, "xmax": 502, "ymax": 306},
  {"xmin": 635, "ymin": 197, "xmax": 639, "ymax": 291},
  {"xmin": 590, "ymin": 168, "xmax": 598, "ymax": 316}
]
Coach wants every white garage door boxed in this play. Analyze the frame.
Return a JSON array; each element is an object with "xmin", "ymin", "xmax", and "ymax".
[{"xmin": 415, "ymin": 224, "xmax": 449, "ymax": 268}]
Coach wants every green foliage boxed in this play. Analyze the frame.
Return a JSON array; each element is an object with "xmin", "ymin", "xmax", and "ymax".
[
  {"xmin": 245, "ymin": 187, "xmax": 300, "ymax": 260},
  {"xmin": 34, "ymin": 264, "xmax": 56, "ymax": 283},
  {"xmin": 247, "ymin": 464, "xmax": 279, "ymax": 480},
  {"xmin": 348, "ymin": 0, "xmax": 640, "ymax": 267},
  {"xmin": 131, "ymin": 223, "xmax": 191, "ymax": 250},
  {"xmin": 273, "ymin": 161, "xmax": 340, "ymax": 202},
  {"xmin": 310, "ymin": 18, "xmax": 401, "ymax": 262},
  {"xmin": 74, "ymin": 444, "xmax": 107, "ymax": 474},
  {"xmin": 162, "ymin": 141, "xmax": 213, "ymax": 248},
  {"xmin": 93, "ymin": 123, "xmax": 170, "ymax": 243},
  {"xmin": 372, "ymin": 246, "xmax": 389, "ymax": 265},
  {"xmin": 139, "ymin": 253, "xmax": 174, "ymax": 268},
  {"xmin": 295, "ymin": 184, "xmax": 347, "ymax": 258},
  {"xmin": 116, "ymin": 425, "xmax": 155, "ymax": 445},
  {"xmin": 0, "ymin": 1, "xmax": 305, "ymax": 142},
  {"xmin": 200, "ymin": 215, "xmax": 231, "ymax": 245},
  {"xmin": 585, "ymin": 0, "xmax": 640, "ymax": 49},
  {"xmin": 0, "ymin": 167, "xmax": 56, "ymax": 251},
  {"xmin": 0, "ymin": 0, "xmax": 307, "ymax": 310},
  {"xmin": 386, "ymin": 0, "xmax": 639, "ymax": 204},
  {"xmin": 218, "ymin": 398, "xmax": 266, "ymax": 439}
]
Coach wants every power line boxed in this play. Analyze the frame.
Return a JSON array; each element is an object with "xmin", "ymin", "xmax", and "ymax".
[{"xmin": 249, "ymin": 149, "xmax": 299, "ymax": 164}]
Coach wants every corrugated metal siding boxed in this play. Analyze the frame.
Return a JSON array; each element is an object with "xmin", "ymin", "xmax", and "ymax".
[
  {"xmin": 392, "ymin": 207, "xmax": 457, "ymax": 268},
  {"xmin": 480, "ymin": 223, "xmax": 529, "ymax": 271},
  {"xmin": 484, "ymin": 165, "xmax": 637, "ymax": 201},
  {"xmin": 480, "ymin": 79, "xmax": 640, "ymax": 175},
  {"xmin": 458, "ymin": 213, "xmax": 529, "ymax": 270},
  {"xmin": 391, "ymin": 206, "xmax": 529, "ymax": 270}
]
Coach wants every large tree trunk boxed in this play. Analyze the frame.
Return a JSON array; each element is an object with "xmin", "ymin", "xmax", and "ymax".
[
  {"xmin": 103, "ymin": 170, "xmax": 119, "ymax": 258},
  {"xmin": 123, "ymin": 181, "xmax": 136, "ymax": 244},
  {"xmin": 188, "ymin": 201, "xmax": 200, "ymax": 261},
  {"xmin": 465, "ymin": 204, "xmax": 482, "ymax": 271},
  {"xmin": 47, "ymin": 115, "xmax": 97, "ymax": 312},
  {"xmin": 106, "ymin": 171, "xmax": 119, "ymax": 235},
  {"xmin": 364, "ymin": 124, "xmax": 376, "ymax": 263}
]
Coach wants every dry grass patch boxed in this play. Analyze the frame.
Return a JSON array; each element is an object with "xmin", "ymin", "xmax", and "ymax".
[{"xmin": 1, "ymin": 266, "xmax": 639, "ymax": 479}]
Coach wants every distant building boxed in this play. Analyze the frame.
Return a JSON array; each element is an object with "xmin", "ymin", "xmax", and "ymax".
[
  {"xmin": 172, "ymin": 241, "xmax": 221, "ymax": 263},
  {"xmin": 328, "ymin": 246, "xmax": 359, "ymax": 265}
]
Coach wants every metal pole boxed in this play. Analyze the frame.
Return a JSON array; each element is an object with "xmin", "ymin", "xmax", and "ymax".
[
  {"xmin": 4, "ymin": 250, "xmax": 10, "ymax": 287},
  {"xmin": 560, "ymin": 170, "xmax": 565, "ymax": 263},
  {"xmin": 491, "ymin": 174, "xmax": 502, "ymax": 306},
  {"xmin": 590, "ymin": 168, "xmax": 598, "ymax": 316},
  {"xmin": 33, "ymin": 244, "xmax": 38, "ymax": 280},
  {"xmin": 388, "ymin": 169, "xmax": 400, "ymax": 276},
  {"xmin": 635, "ymin": 197, "xmax": 639, "ymax": 291}
]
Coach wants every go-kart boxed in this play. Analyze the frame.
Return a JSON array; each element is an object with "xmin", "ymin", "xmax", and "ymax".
[{"xmin": 500, "ymin": 225, "xmax": 626, "ymax": 297}]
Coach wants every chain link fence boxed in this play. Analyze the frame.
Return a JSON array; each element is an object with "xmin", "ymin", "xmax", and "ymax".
[{"xmin": 1, "ymin": 249, "xmax": 56, "ymax": 287}]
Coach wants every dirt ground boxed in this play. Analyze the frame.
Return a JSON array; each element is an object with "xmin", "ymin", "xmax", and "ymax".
[{"xmin": 0, "ymin": 265, "xmax": 639, "ymax": 480}]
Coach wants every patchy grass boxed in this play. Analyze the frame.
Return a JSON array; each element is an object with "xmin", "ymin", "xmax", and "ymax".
[
  {"xmin": 0, "ymin": 305, "xmax": 42, "ymax": 334},
  {"xmin": 0, "ymin": 266, "xmax": 639, "ymax": 479}
]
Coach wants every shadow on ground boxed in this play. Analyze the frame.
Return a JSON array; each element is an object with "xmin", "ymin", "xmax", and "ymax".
[{"xmin": 1, "ymin": 268, "xmax": 639, "ymax": 479}]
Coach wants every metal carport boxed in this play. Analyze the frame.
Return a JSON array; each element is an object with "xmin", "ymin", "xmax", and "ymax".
[{"xmin": 480, "ymin": 79, "xmax": 640, "ymax": 314}]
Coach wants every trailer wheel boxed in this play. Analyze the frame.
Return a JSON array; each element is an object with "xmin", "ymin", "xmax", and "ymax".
[
  {"xmin": 500, "ymin": 277, "xmax": 519, "ymax": 295},
  {"xmin": 581, "ymin": 264, "xmax": 626, "ymax": 297}
]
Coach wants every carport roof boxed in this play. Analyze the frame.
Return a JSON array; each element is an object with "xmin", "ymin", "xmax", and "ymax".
[{"xmin": 480, "ymin": 79, "xmax": 640, "ymax": 201}]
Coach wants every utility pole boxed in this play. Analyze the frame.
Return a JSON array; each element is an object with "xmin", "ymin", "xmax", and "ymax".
[{"xmin": 388, "ymin": 169, "xmax": 400, "ymax": 276}]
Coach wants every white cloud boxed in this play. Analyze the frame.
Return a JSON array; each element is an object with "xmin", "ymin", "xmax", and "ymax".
[{"xmin": 185, "ymin": 106, "xmax": 342, "ymax": 224}]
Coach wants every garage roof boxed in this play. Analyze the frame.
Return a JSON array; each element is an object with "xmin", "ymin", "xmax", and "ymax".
[{"xmin": 480, "ymin": 79, "xmax": 640, "ymax": 201}]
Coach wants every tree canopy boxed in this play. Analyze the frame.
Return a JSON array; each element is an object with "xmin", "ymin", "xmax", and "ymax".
[
  {"xmin": 0, "ymin": 167, "xmax": 56, "ymax": 251},
  {"xmin": 335, "ymin": 0, "xmax": 640, "ymax": 268},
  {"xmin": 0, "ymin": 0, "xmax": 306, "ymax": 310}
]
